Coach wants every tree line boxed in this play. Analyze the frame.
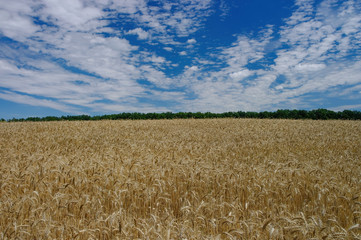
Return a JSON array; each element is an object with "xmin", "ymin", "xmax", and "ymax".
[{"xmin": 1, "ymin": 109, "xmax": 361, "ymax": 122}]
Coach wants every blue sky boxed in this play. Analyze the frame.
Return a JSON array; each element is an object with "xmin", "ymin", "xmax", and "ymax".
[{"xmin": 0, "ymin": 0, "xmax": 361, "ymax": 119}]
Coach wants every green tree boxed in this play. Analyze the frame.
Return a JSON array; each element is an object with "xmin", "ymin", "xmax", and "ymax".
[
  {"xmin": 259, "ymin": 111, "xmax": 271, "ymax": 119},
  {"xmin": 245, "ymin": 112, "xmax": 259, "ymax": 118}
]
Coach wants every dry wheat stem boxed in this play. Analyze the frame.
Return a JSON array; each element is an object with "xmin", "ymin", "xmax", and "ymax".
[{"xmin": 0, "ymin": 119, "xmax": 360, "ymax": 239}]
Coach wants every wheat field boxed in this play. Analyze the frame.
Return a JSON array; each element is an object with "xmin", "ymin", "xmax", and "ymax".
[{"xmin": 0, "ymin": 119, "xmax": 360, "ymax": 239}]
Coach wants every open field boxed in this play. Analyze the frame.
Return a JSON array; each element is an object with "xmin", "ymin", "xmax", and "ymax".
[{"xmin": 0, "ymin": 119, "xmax": 360, "ymax": 239}]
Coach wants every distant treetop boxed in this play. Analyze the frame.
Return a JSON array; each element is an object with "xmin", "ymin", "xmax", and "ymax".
[{"xmin": 2, "ymin": 109, "xmax": 361, "ymax": 122}]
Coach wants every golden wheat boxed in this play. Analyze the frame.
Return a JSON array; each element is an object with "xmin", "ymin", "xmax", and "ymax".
[{"xmin": 0, "ymin": 119, "xmax": 360, "ymax": 239}]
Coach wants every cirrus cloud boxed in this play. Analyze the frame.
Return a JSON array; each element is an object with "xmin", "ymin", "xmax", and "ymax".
[{"xmin": 0, "ymin": 0, "xmax": 360, "ymax": 118}]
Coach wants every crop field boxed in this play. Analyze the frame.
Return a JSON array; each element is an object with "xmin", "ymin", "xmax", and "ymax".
[{"xmin": 0, "ymin": 119, "xmax": 360, "ymax": 239}]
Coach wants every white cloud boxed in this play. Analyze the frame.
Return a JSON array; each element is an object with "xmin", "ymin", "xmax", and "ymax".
[
  {"xmin": 0, "ymin": 0, "xmax": 39, "ymax": 40},
  {"xmin": 126, "ymin": 28, "xmax": 150, "ymax": 40},
  {"xmin": 163, "ymin": 47, "xmax": 173, "ymax": 52},
  {"xmin": 40, "ymin": 32, "xmax": 141, "ymax": 81},
  {"xmin": 219, "ymin": 0, "xmax": 230, "ymax": 19},
  {"xmin": 109, "ymin": 0, "xmax": 213, "ymax": 42},
  {"xmin": 110, "ymin": 0, "xmax": 146, "ymax": 14},
  {"xmin": 0, "ymin": 56, "xmax": 146, "ymax": 113},
  {"xmin": 222, "ymin": 27, "xmax": 273, "ymax": 68},
  {"xmin": 0, "ymin": 90, "xmax": 74, "ymax": 113},
  {"xmin": 187, "ymin": 38, "xmax": 197, "ymax": 44},
  {"xmin": 39, "ymin": 0, "xmax": 102, "ymax": 30},
  {"xmin": 171, "ymin": 0, "xmax": 361, "ymax": 112},
  {"xmin": 0, "ymin": 0, "xmax": 361, "ymax": 115},
  {"xmin": 229, "ymin": 69, "xmax": 253, "ymax": 80},
  {"xmin": 188, "ymin": 66, "xmax": 199, "ymax": 71},
  {"xmin": 2, "ymin": 0, "xmax": 204, "ymax": 114},
  {"xmin": 331, "ymin": 104, "xmax": 361, "ymax": 111},
  {"xmin": 294, "ymin": 63, "xmax": 326, "ymax": 72}
]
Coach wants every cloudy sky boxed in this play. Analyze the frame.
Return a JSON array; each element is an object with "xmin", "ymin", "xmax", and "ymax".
[{"xmin": 0, "ymin": 0, "xmax": 361, "ymax": 118}]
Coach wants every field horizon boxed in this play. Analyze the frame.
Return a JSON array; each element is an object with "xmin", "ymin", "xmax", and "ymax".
[{"xmin": 1, "ymin": 118, "xmax": 360, "ymax": 239}]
